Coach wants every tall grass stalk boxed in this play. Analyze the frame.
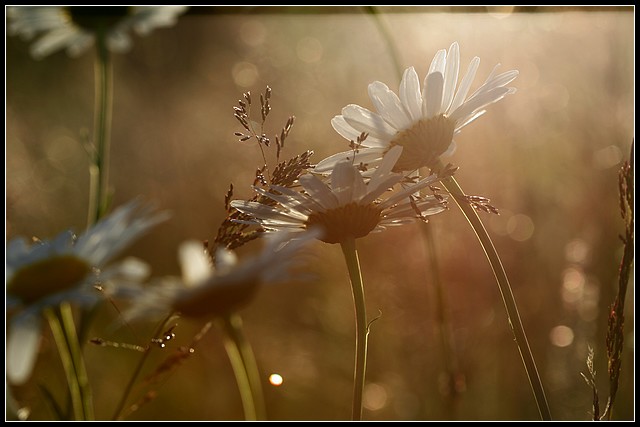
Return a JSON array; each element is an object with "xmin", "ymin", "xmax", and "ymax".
[
  {"xmin": 601, "ymin": 146, "xmax": 633, "ymax": 420},
  {"xmin": 87, "ymin": 30, "xmax": 113, "ymax": 228}
]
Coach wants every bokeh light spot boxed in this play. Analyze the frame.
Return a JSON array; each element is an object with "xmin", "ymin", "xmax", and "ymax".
[
  {"xmin": 364, "ymin": 382, "xmax": 388, "ymax": 411},
  {"xmin": 564, "ymin": 238, "xmax": 589, "ymax": 264},
  {"xmin": 506, "ymin": 214, "xmax": 535, "ymax": 241},
  {"xmin": 562, "ymin": 267, "xmax": 586, "ymax": 305},
  {"xmin": 232, "ymin": 62, "xmax": 259, "ymax": 87},
  {"xmin": 269, "ymin": 373, "xmax": 283, "ymax": 386},
  {"xmin": 549, "ymin": 325, "xmax": 574, "ymax": 347}
]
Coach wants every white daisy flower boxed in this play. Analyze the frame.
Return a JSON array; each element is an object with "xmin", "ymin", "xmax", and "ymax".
[
  {"xmin": 6, "ymin": 199, "xmax": 169, "ymax": 385},
  {"xmin": 231, "ymin": 146, "xmax": 447, "ymax": 245},
  {"xmin": 7, "ymin": 6, "xmax": 189, "ymax": 59},
  {"xmin": 315, "ymin": 42, "xmax": 518, "ymax": 174},
  {"xmin": 124, "ymin": 229, "xmax": 320, "ymax": 321}
]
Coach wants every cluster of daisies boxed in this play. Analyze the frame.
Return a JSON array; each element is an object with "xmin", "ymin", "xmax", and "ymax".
[{"xmin": 6, "ymin": 6, "xmax": 518, "ymax": 388}]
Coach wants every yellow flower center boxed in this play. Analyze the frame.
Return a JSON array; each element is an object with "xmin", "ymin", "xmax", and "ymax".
[
  {"xmin": 8, "ymin": 256, "xmax": 92, "ymax": 305},
  {"xmin": 66, "ymin": 6, "xmax": 131, "ymax": 32},
  {"xmin": 388, "ymin": 114, "xmax": 456, "ymax": 172},
  {"xmin": 304, "ymin": 202, "xmax": 382, "ymax": 244},
  {"xmin": 173, "ymin": 280, "xmax": 260, "ymax": 318}
]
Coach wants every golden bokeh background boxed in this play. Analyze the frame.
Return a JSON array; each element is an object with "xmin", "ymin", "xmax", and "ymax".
[{"xmin": 6, "ymin": 6, "xmax": 634, "ymax": 421}]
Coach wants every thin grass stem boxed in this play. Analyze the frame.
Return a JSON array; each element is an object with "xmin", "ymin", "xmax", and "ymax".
[{"xmin": 87, "ymin": 30, "xmax": 113, "ymax": 228}]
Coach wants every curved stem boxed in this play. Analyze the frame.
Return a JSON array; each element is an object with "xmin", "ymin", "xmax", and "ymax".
[
  {"xmin": 340, "ymin": 237, "xmax": 369, "ymax": 421},
  {"xmin": 220, "ymin": 314, "xmax": 263, "ymax": 421},
  {"xmin": 441, "ymin": 173, "xmax": 552, "ymax": 421},
  {"xmin": 87, "ymin": 30, "xmax": 113, "ymax": 228},
  {"xmin": 111, "ymin": 314, "xmax": 174, "ymax": 421},
  {"xmin": 45, "ymin": 308, "xmax": 84, "ymax": 420}
]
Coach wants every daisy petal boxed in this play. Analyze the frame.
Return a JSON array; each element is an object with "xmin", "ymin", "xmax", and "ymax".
[
  {"xmin": 66, "ymin": 32, "xmax": 94, "ymax": 57},
  {"xmin": 269, "ymin": 185, "xmax": 325, "ymax": 213},
  {"xmin": 31, "ymin": 27, "xmax": 82, "ymax": 59},
  {"xmin": 179, "ymin": 241, "xmax": 211, "ymax": 287},
  {"xmin": 399, "ymin": 66, "xmax": 423, "ymax": 121},
  {"xmin": 331, "ymin": 161, "xmax": 358, "ymax": 205},
  {"xmin": 454, "ymin": 110, "xmax": 486, "ymax": 133},
  {"xmin": 314, "ymin": 148, "xmax": 385, "ymax": 174},
  {"xmin": 231, "ymin": 200, "xmax": 307, "ymax": 223},
  {"xmin": 368, "ymin": 145, "xmax": 403, "ymax": 191},
  {"xmin": 442, "ymin": 42, "xmax": 460, "ymax": 113},
  {"xmin": 7, "ymin": 314, "xmax": 42, "ymax": 385},
  {"xmin": 469, "ymin": 69, "xmax": 519, "ymax": 99},
  {"xmin": 423, "ymin": 71, "xmax": 444, "ymax": 118},
  {"xmin": 368, "ymin": 81, "xmax": 412, "ymax": 130},
  {"xmin": 449, "ymin": 87, "xmax": 510, "ymax": 123},
  {"xmin": 331, "ymin": 116, "xmax": 387, "ymax": 147},
  {"xmin": 341, "ymin": 104, "xmax": 398, "ymax": 140},
  {"xmin": 440, "ymin": 139, "xmax": 457, "ymax": 158},
  {"xmin": 361, "ymin": 174, "xmax": 403, "ymax": 205},
  {"xmin": 299, "ymin": 174, "xmax": 340, "ymax": 209},
  {"xmin": 429, "ymin": 48, "xmax": 447, "ymax": 75},
  {"xmin": 253, "ymin": 186, "xmax": 312, "ymax": 215},
  {"xmin": 328, "ymin": 160, "xmax": 368, "ymax": 203},
  {"xmin": 449, "ymin": 56, "xmax": 480, "ymax": 113}
]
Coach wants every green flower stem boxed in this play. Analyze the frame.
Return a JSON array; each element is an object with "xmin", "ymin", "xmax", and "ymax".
[
  {"xmin": 112, "ymin": 314, "xmax": 174, "ymax": 421},
  {"xmin": 440, "ymin": 173, "xmax": 552, "ymax": 421},
  {"xmin": 45, "ymin": 308, "xmax": 84, "ymax": 420},
  {"xmin": 220, "ymin": 314, "xmax": 266, "ymax": 421},
  {"xmin": 87, "ymin": 30, "xmax": 113, "ymax": 228},
  {"xmin": 59, "ymin": 303, "xmax": 94, "ymax": 420},
  {"xmin": 340, "ymin": 237, "xmax": 369, "ymax": 421}
]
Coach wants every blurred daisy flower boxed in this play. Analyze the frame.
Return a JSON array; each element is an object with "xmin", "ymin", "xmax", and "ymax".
[
  {"xmin": 231, "ymin": 146, "xmax": 447, "ymax": 245},
  {"xmin": 6, "ymin": 200, "xmax": 169, "ymax": 384},
  {"xmin": 315, "ymin": 42, "xmax": 518, "ymax": 174},
  {"xmin": 124, "ymin": 230, "xmax": 320, "ymax": 321},
  {"xmin": 7, "ymin": 6, "xmax": 189, "ymax": 59}
]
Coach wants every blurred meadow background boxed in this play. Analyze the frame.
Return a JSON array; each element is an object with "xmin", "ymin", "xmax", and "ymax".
[{"xmin": 5, "ymin": 6, "xmax": 634, "ymax": 421}]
